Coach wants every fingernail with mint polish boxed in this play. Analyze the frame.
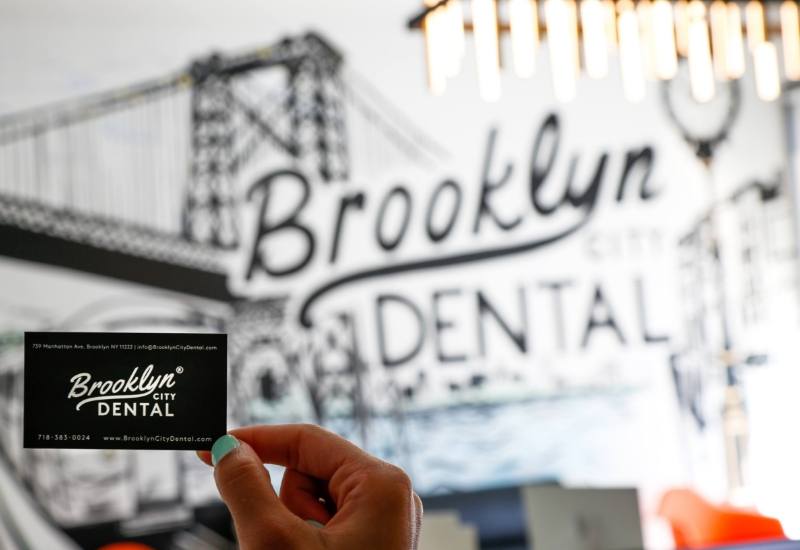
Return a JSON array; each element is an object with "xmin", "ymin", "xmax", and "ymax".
[
  {"xmin": 211, "ymin": 434, "xmax": 240, "ymax": 466},
  {"xmin": 306, "ymin": 520, "xmax": 325, "ymax": 528}
]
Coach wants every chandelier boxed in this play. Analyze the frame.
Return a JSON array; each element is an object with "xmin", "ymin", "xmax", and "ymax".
[{"xmin": 407, "ymin": 0, "xmax": 799, "ymax": 103}]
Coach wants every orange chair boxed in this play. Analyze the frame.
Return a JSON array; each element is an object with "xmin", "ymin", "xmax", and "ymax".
[{"xmin": 659, "ymin": 488, "xmax": 786, "ymax": 548}]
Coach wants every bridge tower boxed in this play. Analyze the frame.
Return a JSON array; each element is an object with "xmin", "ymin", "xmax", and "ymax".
[{"xmin": 182, "ymin": 33, "xmax": 349, "ymax": 249}]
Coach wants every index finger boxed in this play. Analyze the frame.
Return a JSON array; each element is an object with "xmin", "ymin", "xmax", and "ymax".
[{"xmin": 229, "ymin": 423, "xmax": 375, "ymax": 481}]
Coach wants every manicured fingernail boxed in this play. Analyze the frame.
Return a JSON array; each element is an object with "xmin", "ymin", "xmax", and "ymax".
[
  {"xmin": 306, "ymin": 520, "xmax": 324, "ymax": 528},
  {"xmin": 211, "ymin": 435, "xmax": 240, "ymax": 466}
]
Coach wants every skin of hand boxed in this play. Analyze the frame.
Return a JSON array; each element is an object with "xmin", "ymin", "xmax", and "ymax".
[{"xmin": 197, "ymin": 424, "xmax": 423, "ymax": 550}]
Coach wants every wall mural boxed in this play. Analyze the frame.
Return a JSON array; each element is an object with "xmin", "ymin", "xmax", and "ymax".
[{"xmin": 0, "ymin": 30, "xmax": 796, "ymax": 546}]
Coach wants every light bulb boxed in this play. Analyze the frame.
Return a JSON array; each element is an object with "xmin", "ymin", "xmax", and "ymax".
[
  {"xmin": 746, "ymin": 1, "xmax": 766, "ymax": 51},
  {"xmin": 423, "ymin": 1, "xmax": 447, "ymax": 95},
  {"xmin": 566, "ymin": 0, "xmax": 580, "ymax": 74},
  {"xmin": 652, "ymin": 0, "xmax": 678, "ymax": 79},
  {"xmin": 709, "ymin": 1, "xmax": 729, "ymax": 80},
  {"xmin": 726, "ymin": 3, "xmax": 746, "ymax": 78},
  {"xmin": 687, "ymin": 6, "xmax": 715, "ymax": 103},
  {"xmin": 602, "ymin": 0, "xmax": 617, "ymax": 50},
  {"xmin": 754, "ymin": 41, "xmax": 781, "ymax": 101},
  {"xmin": 581, "ymin": 0, "xmax": 609, "ymax": 78},
  {"xmin": 674, "ymin": 0, "xmax": 690, "ymax": 57},
  {"xmin": 618, "ymin": 3, "xmax": 646, "ymax": 102},
  {"xmin": 781, "ymin": 1, "xmax": 800, "ymax": 80},
  {"xmin": 446, "ymin": 0, "xmax": 466, "ymax": 78},
  {"xmin": 509, "ymin": 0, "xmax": 539, "ymax": 78},
  {"xmin": 637, "ymin": 0, "xmax": 656, "ymax": 79},
  {"xmin": 472, "ymin": 0, "xmax": 501, "ymax": 101},
  {"xmin": 545, "ymin": 0, "xmax": 579, "ymax": 102},
  {"xmin": 688, "ymin": 1, "xmax": 706, "ymax": 20}
]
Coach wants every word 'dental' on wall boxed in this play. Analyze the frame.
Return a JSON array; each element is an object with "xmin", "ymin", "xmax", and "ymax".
[{"xmin": 230, "ymin": 112, "xmax": 673, "ymax": 373}]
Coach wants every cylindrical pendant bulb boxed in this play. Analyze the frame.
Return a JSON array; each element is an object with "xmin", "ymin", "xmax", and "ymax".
[
  {"xmin": 423, "ymin": 1, "xmax": 447, "ymax": 95},
  {"xmin": 637, "ymin": 0, "xmax": 657, "ymax": 79},
  {"xmin": 446, "ymin": 0, "xmax": 466, "ymax": 77},
  {"xmin": 618, "ymin": 2, "xmax": 646, "ymax": 102},
  {"xmin": 754, "ymin": 41, "xmax": 781, "ymax": 101},
  {"xmin": 652, "ymin": 0, "xmax": 678, "ymax": 79},
  {"xmin": 781, "ymin": 1, "xmax": 800, "ymax": 80},
  {"xmin": 602, "ymin": 0, "xmax": 617, "ymax": 50},
  {"xmin": 726, "ymin": 3, "xmax": 746, "ymax": 78},
  {"xmin": 746, "ymin": 1, "xmax": 766, "ymax": 51},
  {"xmin": 509, "ymin": 0, "xmax": 539, "ymax": 78},
  {"xmin": 674, "ymin": 0, "xmax": 690, "ymax": 57},
  {"xmin": 581, "ymin": 0, "xmax": 609, "ymax": 78},
  {"xmin": 709, "ymin": 1, "xmax": 729, "ymax": 80},
  {"xmin": 687, "ymin": 3, "xmax": 715, "ymax": 103},
  {"xmin": 545, "ymin": 0, "xmax": 579, "ymax": 102},
  {"xmin": 472, "ymin": 0, "xmax": 502, "ymax": 101}
]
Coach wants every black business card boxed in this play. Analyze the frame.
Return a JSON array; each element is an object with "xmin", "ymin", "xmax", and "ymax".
[{"xmin": 24, "ymin": 332, "xmax": 227, "ymax": 450}]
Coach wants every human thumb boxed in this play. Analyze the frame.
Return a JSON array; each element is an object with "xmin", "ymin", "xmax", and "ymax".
[{"xmin": 211, "ymin": 435, "xmax": 304, "ymax": 548}]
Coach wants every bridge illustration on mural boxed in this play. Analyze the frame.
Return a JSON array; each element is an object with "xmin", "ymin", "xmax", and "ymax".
[
  {"xmin": 0, "ymin": 33, "xmax": 449, "ymax": 527},
  {"xmin": 0, "ymin": 32, "xmax": 452, "ymax": 536},
  {"xmin": 0, "ymin": 31, "xmax": 445, "ymax": 301}
]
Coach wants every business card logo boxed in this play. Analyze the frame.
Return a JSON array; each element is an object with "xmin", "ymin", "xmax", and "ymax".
[
  {"xmin": 67, "ymin": 364, "xmax": 181, "ymax": 417},
  {"xmin": 26, "ymin": 332, "xmax": 226, "ymax": 450}
]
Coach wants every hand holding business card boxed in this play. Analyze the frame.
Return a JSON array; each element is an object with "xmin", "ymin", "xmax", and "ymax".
[{"xmin": 24, "ymin": 332, "xmax": 227, "ymax": 450}]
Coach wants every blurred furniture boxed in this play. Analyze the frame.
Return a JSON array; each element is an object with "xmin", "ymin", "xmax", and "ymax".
[
  {"xmin": 520, "ymin": 485, "xmax": 643, "ymax": 550},
  {"xmin": 659, "ymin": 488, "xmax": 786, "ymax": 548},
  {"xmin": 418, "ymin": 511, "xmax": 479, "ymax": 550},
  {"xmin": 422, "ymin": 483, "xmax": 534, "ymax": 549},
  {"xmin": 422, "ymin": 482, "xmax": 642, "ymax": 550},
  {"xmin": 715, "ymin": 542, "xmax": 800, "ymax": 549}
]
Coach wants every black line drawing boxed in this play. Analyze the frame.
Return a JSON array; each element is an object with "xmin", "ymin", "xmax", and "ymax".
[{"xmin": 0, "ymin": 31, "xmax": 446, "ymax": 538}]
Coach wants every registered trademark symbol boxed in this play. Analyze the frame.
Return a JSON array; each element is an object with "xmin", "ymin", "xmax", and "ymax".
[{"xmin": 176, "ymin": 366, "xmax": 184, "ymax": 374}]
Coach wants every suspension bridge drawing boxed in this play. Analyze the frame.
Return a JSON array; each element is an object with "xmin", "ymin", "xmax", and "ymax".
[{"xmin": 0, "ymin": 31, "xmax": 443, "ymax": 299}]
